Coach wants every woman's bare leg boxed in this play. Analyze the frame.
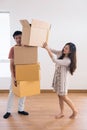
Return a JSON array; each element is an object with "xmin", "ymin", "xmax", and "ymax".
[
  {"xmin": 55, "ymin": 95, "xmax": 64, "ymax": 119},
  {"xmin": 61, "ymin": 95, "xmax": 78, "ymax": 118}
]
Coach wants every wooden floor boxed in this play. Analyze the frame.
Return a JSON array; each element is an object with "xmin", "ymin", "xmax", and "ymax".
[{"xmin": 0, "ymin": 93, "xmax": 87, "ymax": 130}]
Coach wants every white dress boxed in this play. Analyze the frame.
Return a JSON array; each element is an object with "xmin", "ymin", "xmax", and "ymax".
[{"xmin": 51, "ymin": 49, "xmax": 71, "ymax": 96}]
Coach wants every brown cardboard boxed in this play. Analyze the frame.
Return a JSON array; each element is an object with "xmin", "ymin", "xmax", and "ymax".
[
  {"xmin": 15, "ymin": 64, "xmax": 40, "ymax": 81},
  {"xmin": 29, "ymin": 27, "xmax": 49, "ymax": 47},
  {"xmin": 12, "ymin": 80, "xmax": 40, "ymax": 97},
  {"xmin": 14, "ymin": 46, "xmax": 38, "ymax": 65},
  {"xmin": 20, "ymin": 20, "xmax": 31, "ymax": 46},
  {"xmin": 20, "ymin": 19, "xmax": 51, "ymax": 47},
  {"xmin": 31, "ymin": 19, "xmax": 51, "ymax": 29}
]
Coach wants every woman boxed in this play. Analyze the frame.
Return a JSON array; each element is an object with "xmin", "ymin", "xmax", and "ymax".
[{"xmin": 43, "ymin": 42, "xmax": 78, "ymax": 119}]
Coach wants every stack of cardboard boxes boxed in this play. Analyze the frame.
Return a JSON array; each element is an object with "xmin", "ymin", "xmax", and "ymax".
[{"xmin": 12, "ymin": 19, "xmax": 51, "ymax": 97}]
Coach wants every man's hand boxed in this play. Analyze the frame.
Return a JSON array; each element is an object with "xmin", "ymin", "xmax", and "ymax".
[
  {"xmin": 13, "ymin": 77, "xmax": 17, "ymax": 87},
  {"xmin": 14, "ymin": 80, "xmax": 17, "ymax": 87}
]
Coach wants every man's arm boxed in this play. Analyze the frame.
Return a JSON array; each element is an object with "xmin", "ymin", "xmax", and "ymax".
[
  {"xmin": 10, "ymin": 59, "xmax": 15, "ymax": 79},
  {"xmin": 10, "ymin": 59, "xmax": 17, "ymax": 86}
]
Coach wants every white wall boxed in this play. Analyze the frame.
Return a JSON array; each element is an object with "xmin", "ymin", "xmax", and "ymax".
[{"xmin": 0, "ymin": 0, "xmax": 87, "ymax": 90}]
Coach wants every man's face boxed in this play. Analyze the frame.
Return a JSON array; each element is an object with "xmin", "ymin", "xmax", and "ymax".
[{"xmin": 14, "ymin": 35, "xmax": 22, "ymax": 46}]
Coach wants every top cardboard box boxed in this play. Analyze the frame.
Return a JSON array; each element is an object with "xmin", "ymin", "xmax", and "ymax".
[{"xmin": 20, "ymin": 19, "xmax": 51, "ymax": 47}]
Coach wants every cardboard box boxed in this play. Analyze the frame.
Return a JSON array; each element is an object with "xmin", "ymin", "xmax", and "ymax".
[
  {"xmin": 12, "ymin": 81, "xmax": 40, "ymax": 97},
  {"xmin": 15, "ymin": 64, "xmax": 40, "ymax": 81},
  {"xmin": 20, "ymin": 19, "xmax": 51, "ymax": 47},
  {"xmin": 14, "ymin": 46, "xmax": 38, "ymax": 65}
]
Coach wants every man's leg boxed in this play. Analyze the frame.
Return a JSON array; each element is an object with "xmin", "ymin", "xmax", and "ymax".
[
  {"xmin": 3, "ymin": 83, "xmax": 15, "ymax": 119},
  {"xmin": 18, "ymin": 97, "xmax": 29, "ymax": 115},
  {"xmin": 7, "ymin": 90, "xmax": 15, "ymax": 113},
  {"xmin": 18, "ymin": 97, "xmax": 25, "ymax": 112}
]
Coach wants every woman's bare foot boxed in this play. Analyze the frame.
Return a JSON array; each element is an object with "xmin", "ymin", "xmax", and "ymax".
[
  {"xmin": 69, "ymin": 111, "xmax": 78, "ymax": 119},
  {"xmin": 55, "ymin": 113, "xmax": 64, "ymax": 119}
]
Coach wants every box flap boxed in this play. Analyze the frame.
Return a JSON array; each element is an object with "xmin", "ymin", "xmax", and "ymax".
[
  {"xmin": 20, "ymin": 20, "xmax": 31, "ymax": 28},
  {"xmin": 20, "ymin": 19, "xmax": 31, "ymax": 45},
  {"xmin": 32, "ymin": 19, "xmax": 51, "ymax": 30}
]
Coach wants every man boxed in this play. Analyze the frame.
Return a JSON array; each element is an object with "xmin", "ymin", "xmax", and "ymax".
[{"xmin": 3, "ymin": 31, "xmax": 29, "ymax": 119}]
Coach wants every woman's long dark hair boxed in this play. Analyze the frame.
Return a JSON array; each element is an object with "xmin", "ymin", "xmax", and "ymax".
[{"xmin": 59, "ymin": 42, "xmax": 77, "ymax": 75}]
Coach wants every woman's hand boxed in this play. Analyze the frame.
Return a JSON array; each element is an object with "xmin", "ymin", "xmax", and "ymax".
[
  {"xmin": 42, "ymin": 42, "xmax": 48, "ymax": 49},
  {"xmin": 42, "ymin": 42, "xmax": 53, "ymax": 59}
]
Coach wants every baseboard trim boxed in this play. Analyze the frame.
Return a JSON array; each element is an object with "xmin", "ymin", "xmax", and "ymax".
[
  {"xmin": 0, "ymin": 89, "xmax": 87, "ymax": 93},
  {"xmin": 68, "ymin": 90, "xmax": 87, "ymax": 93},
  {"xmin": 41, "ymin": 89, "xmax": 87, "ymax": 93},
  {"xmin": 0, "ymin": 90, "xmax": 9, "ymax": 93}
]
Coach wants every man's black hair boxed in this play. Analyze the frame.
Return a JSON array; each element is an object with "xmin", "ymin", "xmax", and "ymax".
[{"xmin": 13, "ymin": 31, "xmax": 22, "ymax": 38}]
